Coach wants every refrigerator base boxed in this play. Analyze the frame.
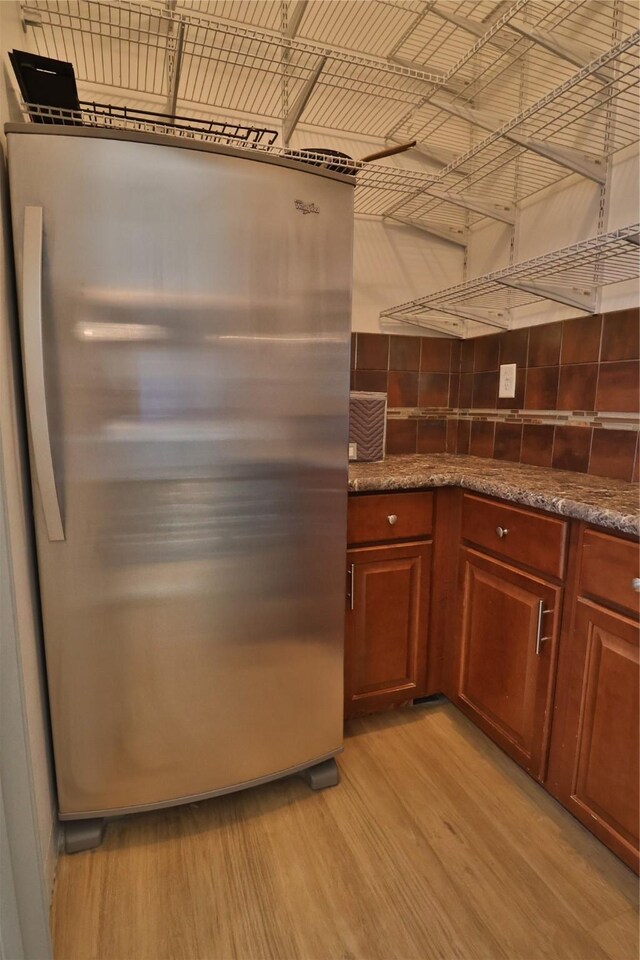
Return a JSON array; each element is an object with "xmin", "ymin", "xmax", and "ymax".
[
  {"xmin": 63, "ymin": 818, "xmax": 107, "ymax": 854},
  {"xmin": 299, "ymin": 757, "xmax": 340, "ymax": 790},
  {"xmin": 60, "ymin": 756, "xmax": 342, "ymax": 852}
]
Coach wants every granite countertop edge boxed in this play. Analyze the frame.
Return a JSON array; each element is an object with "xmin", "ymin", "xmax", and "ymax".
[{"xmin": 348, "ymin": 456, "xmax": 640, "ymax": 537}]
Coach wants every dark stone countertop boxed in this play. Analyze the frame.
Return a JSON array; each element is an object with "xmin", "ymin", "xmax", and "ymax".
[{"xmin": 348, "ymin": 454, "xmax": 640, "ymax": 536}]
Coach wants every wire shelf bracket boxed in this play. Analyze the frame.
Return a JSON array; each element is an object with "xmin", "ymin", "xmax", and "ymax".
[
  {"xmin": 496, "ymin": 279, "xmax": 597, "ymax": 314},
  {"xmin": 383, "ymin": 314, "xmax": 467, "ymax": 339},
  {"xmin": 282, "ymin": 55, "xmax": 326, "ymax": 145},
  {"xmin": 507, "ymin": 22, "xmax": 613, "ymax": 82},
  {"xmin": 398, "ymin": 186, "xmax": 516, "ymax": 224},
  {"xmin": 430, "ymin": 305, "xmax": 511, "ymax": 328},
  {"xmin": 385, "ymin": 215, "xmax": 467, "ymax": 248},
  {"xmin": 284, "ymin": 0, "xmax": 308, "ymax": 40}
]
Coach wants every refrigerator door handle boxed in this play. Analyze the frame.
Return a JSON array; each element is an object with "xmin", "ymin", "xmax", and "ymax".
[{"xmin": 22, "ymin": 206, "xmax": 64, "ymax": 541}]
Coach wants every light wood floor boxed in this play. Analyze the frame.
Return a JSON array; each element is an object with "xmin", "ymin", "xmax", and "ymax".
[{"xmin": 51, "ymin": 700, "xmax": 639, "ymax": 960}]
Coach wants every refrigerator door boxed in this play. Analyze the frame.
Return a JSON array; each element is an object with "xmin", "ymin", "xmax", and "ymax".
[{"xmin": 9, "ymin": 130, "xmax": 353, "ymax": 817}]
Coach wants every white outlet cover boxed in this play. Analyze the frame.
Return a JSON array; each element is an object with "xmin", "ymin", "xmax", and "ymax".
[
  {"xmin": 499, "ymin": 363, "xmax": 517, "ymax": 399},
  {"xmin": 348, "ymin": 442, "xmax": 358, "ymax": 460}
]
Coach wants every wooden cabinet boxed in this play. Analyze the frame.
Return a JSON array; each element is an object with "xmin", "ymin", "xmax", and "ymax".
[
  {"xmin": 547, "ymin": 528, "xmax": 639, "ymax": 872},
  {"xmin": 345, "ymin": 492, "xmax": 433, "ymax": 719},
  {"xmin": 345, "ymin": 541, "xmax": 431, "ymax": 718},
  {"xmin": 453, "ymin": 496, "xmax": 566, "ymax": 779},
  {"xmin": 461, "ymin": 493, "xmax": 568, "ymax": 580},
  {"xmin": 346, "ymin": 488, "xmax": 639, "ymax": 870},
  {"xmin": 348, "ymin": 491, "xmax": 433, "ymax": 545},
  {"xmin": 456, "ymin": 549, "xmax": 561, "ymax": 779}
]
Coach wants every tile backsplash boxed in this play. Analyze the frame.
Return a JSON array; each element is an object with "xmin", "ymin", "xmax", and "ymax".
[{"xmin": 350, "ymin": 307, "xmax": 640, "ymax": 482}]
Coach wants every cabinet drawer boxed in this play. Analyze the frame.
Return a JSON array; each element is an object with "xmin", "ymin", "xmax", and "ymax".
[
  {"xmin": 347, "ymin": 492, "xmax": 433, "ymax": 545},
  {"xmin": 579, "ymin": 529, "xmax": 640, "ymax": 617},
  {"xmin": 461, "ymin": 493, "xmax": 567, "ymax": 580}
]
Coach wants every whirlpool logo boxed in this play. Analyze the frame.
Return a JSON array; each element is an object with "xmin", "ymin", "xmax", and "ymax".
[{"xmin": 294, "ymin": 199, "xmax": 320, "ymax": 215}]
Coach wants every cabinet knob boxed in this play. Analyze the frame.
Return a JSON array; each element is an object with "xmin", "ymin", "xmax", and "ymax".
[
  {"xmin": 633, "ymin": 578, "xmax": 640, "ymax": 592},
  {"xmin": 387, "ymin": 514, "xmax": 398, "ymax": 525},
  {"xmin": 496, "ymin": 526, "xmax": 508, "ymax": 539}
]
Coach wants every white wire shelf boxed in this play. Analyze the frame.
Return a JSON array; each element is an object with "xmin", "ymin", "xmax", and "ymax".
[
  {"xmin": 21, "ymin": 0, "xmax": 444, "ymax": 136},
  {"xmin": 380, "ymin": 225, "xmax": 640, "ymax": 337},
  {"xmin": 385, "ymin": 28, "xmax": 640, "ymax": 231},
  {"xmin": 19, "ymin": 0, "xmax": 640, "ymax": 232},
  {"xmin": 23, "ymin": 1, "xmax": 639, "ymax": 140}
]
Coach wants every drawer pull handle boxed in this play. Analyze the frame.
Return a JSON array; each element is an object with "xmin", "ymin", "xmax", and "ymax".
[
  {"xmin": 496, "ymin": 526, "xmax": 508, "ymax": 539},
  {"xmin": 633, "ymin": 578, "xmax": 640, "ymax": 592},
  {"xmin": 387, "ymin": 514, "xmax": 398, "ymax": 525},
  {"xmin": 535, "ymin": 600, "xmax": 552, "ymax": 656}
]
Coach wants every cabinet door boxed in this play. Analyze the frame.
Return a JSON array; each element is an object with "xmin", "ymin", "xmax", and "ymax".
[
  {"xmin": 456, "ymin": 549, "xmax": 561, "ymax": 779},
  {"xmin": 552, "ymin": 599, "xmax": 639, "ymax": 871},
  {"xmin": 345, "ymin": 542, "xmax": 431, "ymax": 719}
]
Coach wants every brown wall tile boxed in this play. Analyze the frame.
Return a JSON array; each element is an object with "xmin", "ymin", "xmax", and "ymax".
[
  {"xmin": 450, "ymin": 340, "xmax": 461, "ymax": 373},
  {"xmin": 557, "ymin": 362, "xmax": 598, "ymax": 411},
  {"xmin": 499, "ymin": 327, "xmax": 529, "ymax": 367},
  {"xmin": 473, "ymin": 371, "xmax": 498, "ymax": 407},
  {"xmin": 525, "ymin": 366, "xmax": 559, "ymax": 409},
  {"xmin": 469, "ymin": 420, "xmax": 495, "ymax": 458},
  {"xmin": 389, "ymin": 335, "xmax": 421, "ymax": 371},
  {"xmin": 387, "ymin": 371, "xmax": 419, "ymax": 407},
  {"xmin": 367, "ymin": 316, "xmax": 638, "ymax": 476},
  {"xmin": 446, "ymin": 419, "xmax": 458, "ymax": 453},
  {"xmin": 521, "ymin": 424, "xmax": 554, "ymax": 467},
  {"xmin": 350, "ymin": 333, "xmax": 356, "ymax": 369},
  {"xmin": 561, "ymin": 314, "xmax": 602, "ymax": 364},
  {"xmin": 386, "ymin": 419, "xmax": 417, "ymax": 455},
  {"xmin": 474, "ymin": 334, "xmax": 500, "ymax": 372},
  {"xmin": 456, "ymin": 419, "xmax": 471, "ymax": 454},
  {"xmin": 420, "ymin": 338, "xmax": 451, "ymax": 372},
  {"xmin": 449, "ymin": 374, "xmax": 460, "ymax": 407},
  {"xmin": 600, "ymin": 308, "xmax": 640, "ymax": 362},
  {"xmin": 356, "ymin": 333, "xmax": 388, "ymax": 370},
  {"xmin": 596, "ymin": 360, "xmax": 640, "ymax": 412},
  {"xmin": 494, "ymin": 422, "xmax": 522, "ymax": 462},
  {"xmin": 461, "ymin": 339, "xmax": 475, "ymax": 373},
  {"xmin": 528, "ymin": 322, "xmax": 562, "ymax": 367},
  {"xmin": 418, "ymin": 372, "xmax": 450, "ymax": 406},
  {"xmin": 552, "ymin": 426, "xmax": 592, "ymax": 473},
  {"xmin": 459, "ymin": 373, "xmax": 473, "ymax": 407},
  {"xmin": 634, "ymin": 438, "xmax": 639, "ymax": 483},
  {"xmin": 589, "ymin": 428, "xmax": 637, "ymax": 482},
  {"xmin": 416, "ymin": 419, "xmax": 447, "ymax": 453},
  {"xmin": 354, "ymin": 370, "xmax": 388, "ymax": 393}
]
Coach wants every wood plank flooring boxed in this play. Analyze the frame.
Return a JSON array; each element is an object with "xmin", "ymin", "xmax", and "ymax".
[{"xmin": 51, "ymin": 700, "xmax": 638, "ymax": 960}]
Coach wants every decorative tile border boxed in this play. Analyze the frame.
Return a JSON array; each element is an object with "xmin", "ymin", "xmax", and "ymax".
[{"xmin": 388, "ymin": 407, "xmax": 640, "ymax": 431}]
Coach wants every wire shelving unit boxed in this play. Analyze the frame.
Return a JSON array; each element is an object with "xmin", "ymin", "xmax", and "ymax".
[
  {"xmin": 380, "ymin": 225, "xmax": 640, "ymax": 337},
  {"xmin": 16, "ymin": 0, "xmax": 640, "ymax": 324},
  {"xmin": 19, "ymin": 1, "xmax": 640, "ymax": 227}
]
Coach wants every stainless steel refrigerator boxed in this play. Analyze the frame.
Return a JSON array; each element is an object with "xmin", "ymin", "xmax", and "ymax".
[{"xmin": 7, "ymin": 125, "xmax": 353, "ymax": 850}]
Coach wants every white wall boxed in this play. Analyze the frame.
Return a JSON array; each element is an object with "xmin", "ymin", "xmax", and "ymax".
[
  {"xmin": 287, "ymin": 128, "xmax": 465, "ymax": 332},
  {"xmin": 0, "ymin": 0, "xmax": 58, "ymax": 945},
  {"xmin": 0, "ymin": 448, "xmax": 53, "ymax": 960},
  {"xmin": 466, "ymin": 142, "xmax": 640, "ymax": 332},
  {"xmin": 351, "ymin": 216, "xmax": 463, "ymax": 333}
]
